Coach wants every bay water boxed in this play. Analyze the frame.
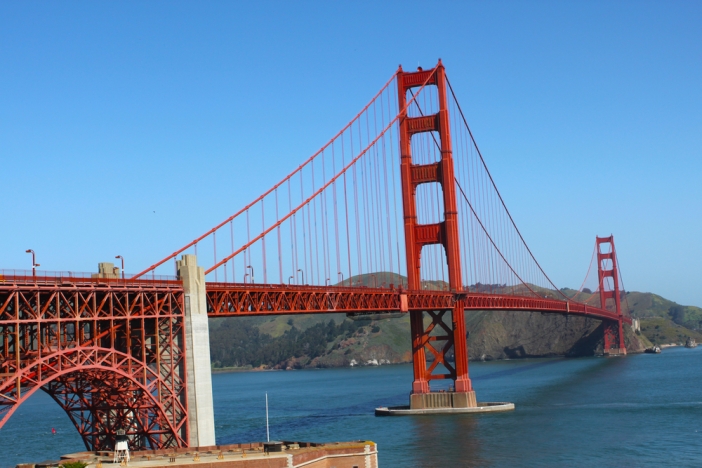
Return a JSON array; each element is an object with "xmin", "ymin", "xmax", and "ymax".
[{"xmin": 1, "ymin": 346, "xmax": 700, "ymax": 467}]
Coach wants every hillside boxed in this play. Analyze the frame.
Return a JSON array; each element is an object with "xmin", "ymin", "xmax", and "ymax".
[
  {"xmin": 208, "ymin": 274, "xmax": 700, "ymax": 370},
  {"xmin": 624, "ymin": 291, "xmax": 702, "ymax": 345}
]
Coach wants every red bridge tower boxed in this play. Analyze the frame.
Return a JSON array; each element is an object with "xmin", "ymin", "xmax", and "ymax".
[
  {"xmin": 597, "ymin": 235, "xmax": 627, "ymax": 355},
  {"xmin": 398, "ymin": 61, "xmax": 476, "ymax": 409}
]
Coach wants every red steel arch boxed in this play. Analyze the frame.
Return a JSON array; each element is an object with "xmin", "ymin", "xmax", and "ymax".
[
  {"xmin": 0, "ymin": 347, "xmax": 186, "ymax": 450},
  {"xmin": 0, "ymin": 274, "xmax": 188, "ymax": 451}
]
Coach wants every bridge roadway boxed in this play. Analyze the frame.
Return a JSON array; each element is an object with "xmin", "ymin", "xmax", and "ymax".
[
  {"xmin": 0, "ymin": 272, "xmax": 630, "ymax": 324},
  {"xmin": 206, "ymin": 282, "xmax": 631, "ymax": 323}
]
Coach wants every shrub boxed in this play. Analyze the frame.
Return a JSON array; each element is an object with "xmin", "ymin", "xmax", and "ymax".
[{"xmin": 60, "ymin": 462, "xmax": 88, "ymax": 468}]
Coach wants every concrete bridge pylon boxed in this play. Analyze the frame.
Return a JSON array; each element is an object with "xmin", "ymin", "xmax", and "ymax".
[{"xmin": 178, "ymin": 254, "xmax": 216, "ymax": 447}]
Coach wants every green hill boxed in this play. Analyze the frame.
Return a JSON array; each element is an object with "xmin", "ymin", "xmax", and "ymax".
[{"xmin": 626, "ymin": 291, "xmax": 702, "ymax": 330}]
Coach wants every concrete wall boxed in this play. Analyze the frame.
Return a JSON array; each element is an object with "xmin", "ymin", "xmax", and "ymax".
[
  {"xmin": 91, "ymin": 262, "xmax": 120, "ymax": 279},
  {"xmin": 178, "ymin": 254, "xmax": 216, "ymax": 447},
  {"xmin": 410, "ymin": 391, "xmax": 477, "ymax": 409}
]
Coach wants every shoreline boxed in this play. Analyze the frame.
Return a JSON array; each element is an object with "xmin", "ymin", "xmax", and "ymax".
[
  {"xmin": 211, "ymin": 366, "xmax": 281, "ymax": 374},
  {"xmin": 209, "ymin": 351, "xmax": 649, "ymax": 375}
]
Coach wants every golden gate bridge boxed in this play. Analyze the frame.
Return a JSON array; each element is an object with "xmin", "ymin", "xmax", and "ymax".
[{"xmin": 0, "ymin": 60, "xmax": 631, "ymax": 451}]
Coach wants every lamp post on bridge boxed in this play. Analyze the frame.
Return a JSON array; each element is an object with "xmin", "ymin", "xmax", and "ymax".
[
  {"xmin": 338, "ymin": 272, "xmax": 344, "ymax": 286},
  {"xmin": 288, "ymin": 275, "xmax": 294, "ymax": 285},
  {"xmin": 115, "ymin": 255, "xmax": 125, "ymax": 280},
  {"xmin": 25, "ymin": 249, "xmax": 39, "ymax": 278},
  {"xmin": 297, "ymin": 268, "xmax": 304, "ymax": 285},
  {"xmin": 247, "ymin": 265, "xmax": 254, "ymax": 284}
]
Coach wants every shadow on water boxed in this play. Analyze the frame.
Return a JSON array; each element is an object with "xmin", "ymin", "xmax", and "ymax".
[
  {"xmin": 472, "ymin": 357, "xmax": 564, "ymax": 381},
  {"xmin": 515, "ymin": 355, "xmax": 625, "ymax": 407}
]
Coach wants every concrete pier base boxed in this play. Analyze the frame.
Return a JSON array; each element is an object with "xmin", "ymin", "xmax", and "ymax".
[
  {"xmin": 377, "ymin": 390, "xmax": 513, "ymax": 416},
  {"xmin": 376, "ymin": 402, "xmax": 515, "ymax": 416},
  {"xmin": 178, "ymin": 254, "xmax": 216, "ymax": 447},
  {"xmin": 409, "ymin": 391, "xmax": 477, "ymax": 409},
  {"xmin": 604, "ymin": 347, "xmax": 627, "ymax": 356}
]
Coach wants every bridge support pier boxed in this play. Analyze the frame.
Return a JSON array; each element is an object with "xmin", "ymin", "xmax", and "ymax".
[
  {"xmin": 178, "ymin": 254, "xmax": 216, "ymax": 447},
  {"xmin": 409, "ymin": 303, "xmax": 476, "ymax": 410},
  {"xmin": 603, "ymin": 319, "xmax": 627, "ymax": 356}
]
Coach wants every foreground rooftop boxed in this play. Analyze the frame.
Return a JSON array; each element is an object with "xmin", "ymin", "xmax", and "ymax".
[{"xmin": 21, "ymin": 440, "xmax": 379, "ymax": 468}]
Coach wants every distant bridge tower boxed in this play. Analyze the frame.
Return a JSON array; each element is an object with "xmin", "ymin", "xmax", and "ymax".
[
  {"xmin": 398, "ymin": 60, "xmax": 476, "ymax": 409},
  {"xmin": 597, "ymin": 236, "xmax": 627, "ymax": 355}
]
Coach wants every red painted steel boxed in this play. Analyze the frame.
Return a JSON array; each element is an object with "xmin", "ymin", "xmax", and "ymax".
[
  {"xmin": 397, "ymin": 61, "xmax": 472, "ymax": 394},
  {"xmin": 597, "ymin": 236, "xmax": 627, "ymax": 352},
  {"xmin": 0, "ymin": 275, "xmax": 188, "ymax": 451},
  {"xmin": 0, "ymin": 62, "xmax": 636, "ymax": 449},
  {"xmin": 205, "ymin": 283, "xmax": 631, "ymax": 322}
]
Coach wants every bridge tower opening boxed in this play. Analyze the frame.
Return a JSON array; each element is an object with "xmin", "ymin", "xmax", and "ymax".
[
  {"xmin": 398, "ymin": 60, "xmax": 476, "ymax": 409},
  {"xmin": 597, "ymin": 235, "xmax": 627, "ymax": 355}
]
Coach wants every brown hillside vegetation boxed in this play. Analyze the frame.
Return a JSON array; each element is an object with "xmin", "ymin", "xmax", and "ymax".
[{"xmin": 208, "ymin": 274, "xmax": 702, "ymax": 370}]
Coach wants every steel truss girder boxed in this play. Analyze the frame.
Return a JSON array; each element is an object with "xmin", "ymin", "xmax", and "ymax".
[
  {"xmin": 205, "ymin": 284, "xmax": 631, "ymax": 324},
  {"xmin": 0, "ymin": 281, "xmax": 188, "ymax": 451}
]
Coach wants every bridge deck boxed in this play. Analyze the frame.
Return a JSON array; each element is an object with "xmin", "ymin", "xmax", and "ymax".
[
  {"xmin": 0, "ymin": 275, "xmax": 629, "ymax": 324},
  {"xmin": 206, "ymin": 283, "xmax": 630, "ymax": 323}
]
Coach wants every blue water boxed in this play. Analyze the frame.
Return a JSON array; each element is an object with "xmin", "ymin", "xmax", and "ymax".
[{"xmin": 1, "ymin": 347, "xmax": 701, "ymax": 467}]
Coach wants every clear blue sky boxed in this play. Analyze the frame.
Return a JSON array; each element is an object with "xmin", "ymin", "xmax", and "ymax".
[{"xmin": 1, "ymin": 1, "xmax": 700, "ymax": 306}]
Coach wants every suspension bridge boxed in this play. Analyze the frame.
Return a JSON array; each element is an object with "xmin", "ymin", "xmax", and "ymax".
[{"xmin": 0, "ymin": 60, "xmax": 631, "ymax": 451}]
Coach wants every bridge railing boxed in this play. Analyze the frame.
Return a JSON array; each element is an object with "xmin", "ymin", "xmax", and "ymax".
[{"xmin": 0, "ymin": 269, "xmax": 181, "ymax": 287}]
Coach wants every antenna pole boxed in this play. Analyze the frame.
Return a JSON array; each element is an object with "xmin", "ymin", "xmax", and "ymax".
[{"xmin": 266, "ymin": 393, "xmax": 270, "ymax": 442}]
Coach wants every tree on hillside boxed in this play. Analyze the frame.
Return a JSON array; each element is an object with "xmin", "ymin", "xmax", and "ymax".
[{"xmin": 669, "ymin": 305, "xmax": 686, "ymax": 324}]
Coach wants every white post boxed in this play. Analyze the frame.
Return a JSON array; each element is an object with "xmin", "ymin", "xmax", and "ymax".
[
  {"xmin": 266, "ymin": 393, "xmax": 270, "ymax": 442},
  {"xmin": 178, "ymin": 254, "xmax": 216, "ymax": 447}
]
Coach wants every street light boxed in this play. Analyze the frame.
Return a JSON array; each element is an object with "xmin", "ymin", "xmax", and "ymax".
[
  {"xmin": 326, "ymin": 278, "xmax": 331, "ymax": 286},
  {"xmin": 247, "ymin": 265, "xmax": 254, "ymax": 284},
  {"xmin": 370, "ymin": 274, "xmax": 377, "ymax": 288},
  {"xmin": 297, "ymin": 268, "xmax": 304, "ymax": 285},
  {"xmin": 25, "ymin": 249, "xmax": 40, "ymax": 277},
  {"xmin": 115, "ymin": 255, "xmax": 124, "ymax": 280},
  {"xmin": 288, "ymin": 275, "xmax": 294, "ymax": 285},
  {"xmin": 338, "ymin": 272, "xmax": 344, "ymax": 285}
]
